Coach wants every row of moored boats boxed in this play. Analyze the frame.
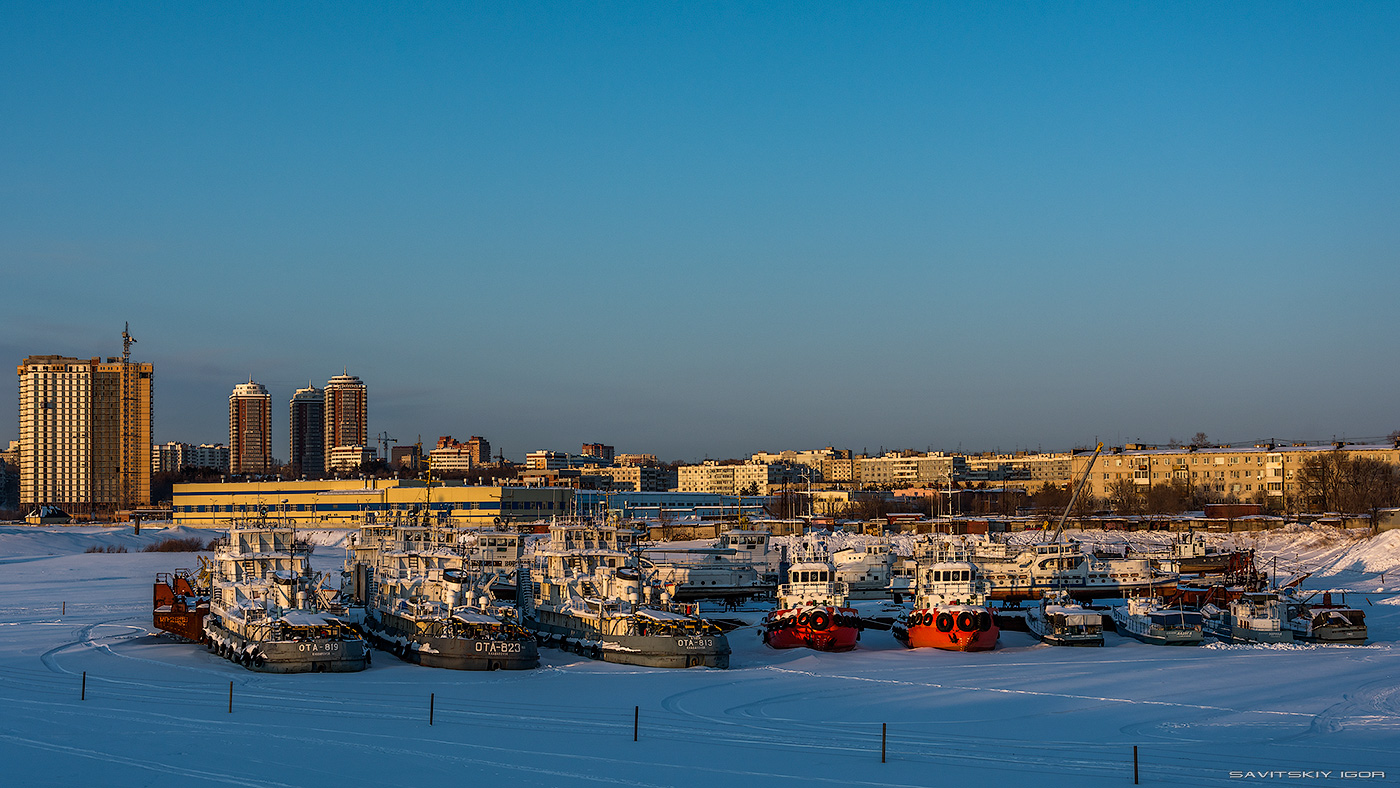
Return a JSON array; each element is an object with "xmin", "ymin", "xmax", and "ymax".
[{"xmin": 151, "ymin": 519, "xmax": 1369, "ymax": 673}]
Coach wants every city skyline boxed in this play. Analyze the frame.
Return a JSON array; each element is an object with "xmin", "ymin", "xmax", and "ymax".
[{"xmin": 4, "ymin": 4, "xmax": 1398, "ymax": 460}]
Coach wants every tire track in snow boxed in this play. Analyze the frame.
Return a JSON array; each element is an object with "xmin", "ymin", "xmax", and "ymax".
[
  {"xmin": 760, "ymin": 665, "xmax": 1316, "ymax": 718},
  {"xmin": 0, "ymin": 733, "xmax": 302, "ymax": 788}
]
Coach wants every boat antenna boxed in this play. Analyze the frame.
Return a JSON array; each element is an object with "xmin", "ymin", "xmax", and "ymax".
[{"xmin": 1052, "ymin": 442, "xmax": 1103, "ymax": 544}]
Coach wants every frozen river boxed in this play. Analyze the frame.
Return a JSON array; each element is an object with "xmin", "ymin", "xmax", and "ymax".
[{"xmin": 1, "ymin": 525, "xmax": 1397, "ymax": 787}]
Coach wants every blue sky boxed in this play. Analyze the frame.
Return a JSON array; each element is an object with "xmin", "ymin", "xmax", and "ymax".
[{"xmin": 3, "ymin": 2, "xmax": 1398, "ymax": 461}]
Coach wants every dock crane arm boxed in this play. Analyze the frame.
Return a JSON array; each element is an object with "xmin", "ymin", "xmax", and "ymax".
[{"xmin": 1052, "ymin": 442, "xmax": 1103, "ymax": 544}]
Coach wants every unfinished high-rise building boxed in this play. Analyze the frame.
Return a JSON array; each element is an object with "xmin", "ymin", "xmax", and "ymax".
[{"xmin": 16, "ymin": 327, "xmax": 153, "ymax": 515}]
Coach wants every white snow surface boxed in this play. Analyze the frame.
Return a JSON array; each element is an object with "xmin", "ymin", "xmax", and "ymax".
[{"xmin": 2, "ymin": 525, "xmax": 1398, "ymax": 787}]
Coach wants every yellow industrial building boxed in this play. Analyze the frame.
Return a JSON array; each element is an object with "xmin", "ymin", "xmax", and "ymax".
[{"xmin": 171, "ymin": 479, "xmax": 572, "ymax": 527}]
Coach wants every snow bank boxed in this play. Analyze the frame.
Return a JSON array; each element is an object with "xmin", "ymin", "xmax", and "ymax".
[{"xmin": 0, "ymin": 525, "xmax": 223, "ymax": 558}]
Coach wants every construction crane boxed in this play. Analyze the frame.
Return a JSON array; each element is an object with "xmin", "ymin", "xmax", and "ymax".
[{"xmin": 376, "ymin": 431, "xmax": 396, "ymax": 466}]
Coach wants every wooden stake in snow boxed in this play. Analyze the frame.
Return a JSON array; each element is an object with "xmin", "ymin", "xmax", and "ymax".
[
  {"xmin": 81, "ymin": 671, "xmax": 86, "ymax": 701},
  {"xmin": 228, "ymin": 681, "xmax": 233, "ymax": 713},
  {"xmin": 633, "ymin": 706, "xmax": 639, "ymax": 741},
  {"xmin": 1134, "ymin": 745, "xmax": 1139, "ymax": 784},
  {"xmin": 430, "ymin": 693, "xmax": 435, "ymax": 726},
  {"xmin": 881, "ymin": 723, "xmax": 887, "ymax": 763},
  {"xmin": 62, "ymin": 601, "xmax": 66, "ymax": 616}
]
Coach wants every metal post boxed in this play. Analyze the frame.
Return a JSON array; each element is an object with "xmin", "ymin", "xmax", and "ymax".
[
  {"xmin": 1134, "ymin": 745, "xmax": 1139, "ymax": 784},
  {"xmin": 881, "ymin": 723, "xmax": 886, "ymax": 763},
  {"xmin": 430, "ymin": 693, "xmax": 435, "ymax": 726},
  {"xmin": 81, "ymin": 671, "xmax": 86, "ymax": 701},
  {"xmin": 228, "ymin": 681, "xmax": 233, "ymax": 713},
  {"xmin": 634, "ymin": 705, "xmax": 638, "ymax": 741}
]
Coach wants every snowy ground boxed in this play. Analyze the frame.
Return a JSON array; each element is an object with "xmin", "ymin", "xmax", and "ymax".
[{"xmin": 2, "ymin": 525, "xmax": 1397, "ymax": 787}]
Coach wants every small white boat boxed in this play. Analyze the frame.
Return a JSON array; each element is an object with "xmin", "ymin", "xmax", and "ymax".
[
  {"xmin": 1026, "ymin": 590, "xmax": 1104, "ymax": 647},
  {"xmin": 1202, "ymin": 592, "xmax": 1292, "ymax": 644},
  {"xmin": 1284, "ymin": 590, "xmax": 1367, "ymax": 645}
]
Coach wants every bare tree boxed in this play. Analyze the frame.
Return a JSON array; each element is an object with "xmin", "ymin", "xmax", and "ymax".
[
  {"xmin": 1191, "ymin": 432, "xmax": 1211, "ymax": 448},
  {"xmin": 1296, "ymin": 450, "xmax": 1400, "ymax": 513},
  {"xmin": 1143, "ymin": 480, "xmax": 1190, "ymax": 515},
  {"xmin": 1107, "ymin": 478, "xmax": 1142, "ymax": 515}
]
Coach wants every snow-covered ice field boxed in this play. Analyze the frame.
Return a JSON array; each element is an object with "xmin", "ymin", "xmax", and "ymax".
[{"xmin": 2, "ymin": 524, "xmax": 1398, "ymax": 787}]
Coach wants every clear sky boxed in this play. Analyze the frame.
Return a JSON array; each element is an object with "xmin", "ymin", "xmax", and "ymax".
[{"xmin": 3, "ymin": 2, "xmax": 1398, "ymax": 462}]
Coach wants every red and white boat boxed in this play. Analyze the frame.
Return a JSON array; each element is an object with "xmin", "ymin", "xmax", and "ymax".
[
  {"xmin": 893, "ymin": 561, "xmax": 998, "ymax": 652},
  {"xmin": 762, "ymin": 542, "xmax": 860, "ymax": 652}
]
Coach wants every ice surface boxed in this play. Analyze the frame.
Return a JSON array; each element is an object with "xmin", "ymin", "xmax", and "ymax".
[{"xmin": 0, "ymin": 524, "xmax": 1396, "ymax": 787}]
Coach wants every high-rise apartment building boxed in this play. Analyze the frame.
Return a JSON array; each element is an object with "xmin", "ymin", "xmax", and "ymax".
[
  {"xmin": 581, "ymin": 443, "xmax": 615, "ymax": 463},
  {"xmin": 17, "ymin": 343, "xmax": 153, "ymax": 514},
  {"xmin": 289, "ymin": 383, "xmax": 324, "ymax": 478},
  {"xmin": 229, "ymin": 381, "xmax": 272, "ymax": 474},
  {"xmin": 323, "ymin": 372, "xmax": 367, "ymax": 461},
  {"xmin": 153, "ymin": 442, "xmax": 230, "ymax": 474}
]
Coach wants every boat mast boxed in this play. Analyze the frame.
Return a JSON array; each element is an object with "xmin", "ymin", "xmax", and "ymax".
[{"xmin": 1051, "ymin": 442, "xmax": 1103, "ymax": 544}]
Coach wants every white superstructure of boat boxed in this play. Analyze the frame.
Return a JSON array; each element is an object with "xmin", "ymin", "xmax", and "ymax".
[{"xmin": 1202, "ymin": 592, "xmax": 1292, "ymax": 644}]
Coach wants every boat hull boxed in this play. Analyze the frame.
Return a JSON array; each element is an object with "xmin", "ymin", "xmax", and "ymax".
[
  {"xmin": 1292, "ymin": 627, "xmax": 1367, "ymax": 645},
  {"xmin": 205, "ymin": 618, "xmax": 370, "ymax": 673},
  {"xmin": 363, "ymin": 613, "xmax": 539, "ymax": 671},
  {"xmin": 762, "ymin": 606, "xmax": 860, "ymax": 652},
  {"xmin": 1111, "ymin": 612, "xmax": 1203, "ymax": 646},
  {"xmin": 526, "ymin": 611, "xmax": 731, "ymax": 668},
  {"xmin": 893, "ymin": 607, "xmax": 999, "ymax": 652}
]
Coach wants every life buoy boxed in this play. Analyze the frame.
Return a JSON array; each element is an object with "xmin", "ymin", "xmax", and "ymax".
[
  {"xmin": 935, "ymin": 613, "xmax": 954, "ymax": 632},
  {"xmin": 809, "ymin": 611, "xmax": 830, "ymax": 631},
  {"xmin": 956, "ymin": 612, "xmax": 977, "ymax": 632},
  {"xmin": 977, "ymin": 611, "xmax": 993, "ymax": 632},
  {"xmin": 797, "ymin": 611, "xmax": 811, "ymax": 627}
]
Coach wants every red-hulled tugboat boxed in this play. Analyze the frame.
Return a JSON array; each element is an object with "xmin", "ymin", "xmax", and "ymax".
[
  {"xmin": 762, "ymin": 540, "xmax": 860, "ymax": 652},
  {"xmin": 893, "ymin": 561, "xmax": 998, "ymax": 652}
]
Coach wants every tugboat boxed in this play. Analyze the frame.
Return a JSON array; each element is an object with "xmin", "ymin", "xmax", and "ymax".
[
  {"xmin": 1202, "ymin": 591, "xmax": 1293, "ymax": 644},
  {"xmin": 526, "ymin": 518, "xmax": 731, "ymax": 668},
  {"xmin": 205, "ymin": 520, "xmax": 369, "ymax": 672},
  {"xmin": 1283, "ymin": 590, "xmax": 1367, "ymax": 645},
  {"xmin": 1111, "ymin": 596, "xmax": 1204, "ymax": 646},
  {"xmin": 348, "ymin": 521, "xmax": 539, "ymax": 670},
  {"xmin": 893, "ymin": 561, "xmax": 998, "ymax": 652},
  {"xmin": 763, "ymin": 539, "xmax": 861, "ymax": 652},
  {"xmin": 1025, "ymin": 590, "xmax": 1104, "ymax": 647}
]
